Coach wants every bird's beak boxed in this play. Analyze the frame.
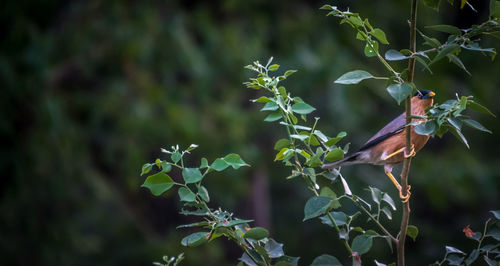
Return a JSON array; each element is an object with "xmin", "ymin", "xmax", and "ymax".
[{"xmin": 429, "ymin": 91, "xmax": 436, "ymax": 97}]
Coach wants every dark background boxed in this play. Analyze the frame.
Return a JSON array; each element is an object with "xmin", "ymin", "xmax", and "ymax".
[{"xmin": 1, "ymin": 0, "xmax": 499, "ymax": 265}]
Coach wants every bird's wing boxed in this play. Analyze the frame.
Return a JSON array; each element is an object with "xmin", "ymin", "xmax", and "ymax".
[{"xmin": 359, "ymin": 112, "xmax": 406, "ymax": 151}]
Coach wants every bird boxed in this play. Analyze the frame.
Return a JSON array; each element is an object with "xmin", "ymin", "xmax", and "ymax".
[{"xmin": 322, "ymin": 90, "xmax": 435, "ymax": 202}]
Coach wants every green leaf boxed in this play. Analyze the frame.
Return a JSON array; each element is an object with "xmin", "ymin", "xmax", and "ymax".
[
  {"xmin": 426, "ymin": 24, "xmax": 461, "ymax": 35},
  {"xmin": 264, "ymin": 111, "xmax": 282, "ymax": 122},
  {"xmin": 490, "ymin": 210, "xmax": 500, "ymax": 220},
  {"xmin": 486, "ymin": 227, "xmax": 500, "ymax": 241},
  {"xmin": 178, "ymin": 187, "xmax": 196, "ymax": 202},
  {"xmin": 198, "ymin": 186, "xmax": 210, "ymax": 202},
  {"xmin": 223, "ymin": 153, "xmax": 250, "ymax": 169},
  {"xmin": 278, "ymin": 86, "xmax": 287, "ymax": 100},
  {"xmin": 261, "ymin": 102, "xmax": 279, "ymax": 111},
  {"xmin": 446, "ymin": 246, "xmax": 466, "ymax": 254},
  {"xmin": 274, "ymin": 139, "xmax": 291, "ymax": 151},
  {"xmin": 449, "ymin": 126, "xmax": 470, "ymax": 148},
  {"xmin": 253, "ymin": 96, "xmax": 273, "ymax": 103},
  {"xmin": 465, "ymin": 249, "xmax": 479, "ymax": 265},
  {"xmin": 324, "ymin": 148, "xmax": 344, "ymax": 162},
  {"xmin": 181, "ymin": 232, "xmax": 209, "ymax": 247},
  {"xmin": 210, "ymin": 158, "xmax": 229, "ymax": 171},
  {"xmin": 161, "ymin": 161, "xmax": 172, "ymax": 172},
  {"xmin": 218, "ymin": 219, "xmax": 253, "ymax": 228},
  {"xmin": 381, "ymin": 206, "xmax": 392, "ymax": 220},
  {"xmin": 431, "ymin": 44, "xmax": 460, "ymax": 65},
  {"xmin": 284, "ymin": 70, "xmax": 298, "ymax": 77},
  {"xmin": 370, "ymin": 28, "xmax": 389, "ymax": 44},
  {"xmin": 467, "ymin": 101, "xmax": 496, "ymax": 117},
  {"xmin": 385, "ymin": 49, "xmax": 408, "ymax": 61},
  {"xmin": 463, "ymin": 119, "xmax": 492, "ymax": 133},
  {"xmin": 176, "ymin": 221, "xmax": 209, "ymax": 229},
  {"xmin": 382, "ymin": 193, "xmax": 396, "ymax": 210},
  {"xmin": 291, "ymin": 102, "xmax": 316, "ymax": 115},
  {"xmin": 325, "ymin": 131, "xmax": 347, "ymax": 146},
  {"xmin": 141, "ymin": 172, "xmax": 174, "ymax": 196},
  {"xmin": 415, "ymin": 56, "xmax": 433, "ymax": 73},
  {"xmin": 369, "ymin": 187, "xmax": 382, "ymax": 204},
  {"xmin": 460, "ymin": 0, "xmax": 467, "ymax": 9},
  {"xmin": 348, "ymin": 16, "xmax": 363, "ymax": 26},
  {"xmin": 141, "ymin": 163, "xmax": 153, "ymax": 176},
  {"xmin": 364, "ymin": 40, "xmax": 379, "ymax": 57},
  {"xmin": 415, "ymin": 120, "xmax": 437, "ymax": 135},
  {"xmin": 290, "ymin": 134, "xmax": 308, "ymax": 141},
  {"xmin": 424, "ymin": 0, "xmax": 441, "ymax": 10},
  {"xmin": 269, "ymin": 64, "xmax": 279, "ymax": 71},
  {"xmin": 200, "ymin": 158, "xmax": 209, "ymax": 169},
  {"xmin": 334, "ymin": 70, "xmax": 374, "ymax": 84},
  {"xmin": 244, "ymin": 227, "xmax": 269, "ymax": 240},
  {"xmin": 447, "ymin": 117, "xmax": 463, "ymax": 130},
  {"xmin": 446, "ymin": 54, "xmax": 470, "ymax": 75},
  {"xmin": 320, "ymin": 211, "xmax": 347, "ymax": 227},
  {"xmin": 311, "ymin": 254, "xmax": 342, "ymax": 266},
  {"xmin": 386, "ymin": 83, "xmax": 413, "ymax": 104},
  {"xmin": 275, "ymin": 148, "xmax": 290, "ymax": 161},
  {"xmin": 304, "ymin": 196, "xmax": 333, "ymax": 221},
  {"xmin": 265, "ymin": 238, "xmax": 285, "ymax": 258},
  {"xmin": 171, "ymin": 151, "xmax": 181, "ymax": 164},
  {"xmin": 407, "ymin": 225, "xmax": 419, "ymax": 241},
  {"xmin": 182, "ymin": 168, "xmax": 203, "ymax": 184},
  {"xmin": 422, "ymin": 35, "xmax": 441, "ymax": 48},
  {"xmin": 351, "ymin": 235, "xmax": 373, "ymax": 255},
  {"xmin": 320, "ymin": 187, "xmax": 341, "ymax": 209}
]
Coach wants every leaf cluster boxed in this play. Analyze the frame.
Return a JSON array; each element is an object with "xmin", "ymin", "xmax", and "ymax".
[{"xmin": 432, "ymin": 210, "xmax": 500, "ymax": 266}]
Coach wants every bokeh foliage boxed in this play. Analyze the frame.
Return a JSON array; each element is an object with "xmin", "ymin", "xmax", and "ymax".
[{"xmin": 1, "ymin": 0, "xmax": 499, "ymax": 265}]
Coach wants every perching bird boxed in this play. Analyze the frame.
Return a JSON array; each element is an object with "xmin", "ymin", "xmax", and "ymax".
[{"xmin": 322, "ymin": 90, "xmax": 435, "ymax": 202}]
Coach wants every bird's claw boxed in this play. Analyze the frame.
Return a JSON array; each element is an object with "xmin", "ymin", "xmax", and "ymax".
[
  {"xmin": 399, "ymin": 185, "xmax": 411, "ymax": 203},
  {"xmin": 404, "ymin": 144, "xmax": 416, "ymax": 158}
]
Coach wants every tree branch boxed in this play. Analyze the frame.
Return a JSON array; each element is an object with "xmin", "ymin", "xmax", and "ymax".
[{"xmin": 398, "ymin": 0, "xmax": 418, "ymax": 265}]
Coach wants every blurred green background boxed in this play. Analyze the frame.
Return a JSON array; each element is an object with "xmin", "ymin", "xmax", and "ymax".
[{"xmin": 1, "ymin": 0, "xmax": 499, "ymax": 265}]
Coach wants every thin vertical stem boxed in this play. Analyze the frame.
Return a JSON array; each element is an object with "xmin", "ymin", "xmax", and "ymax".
[{"xmin": 398, "ymin": 0, "xmax": 418, "ymax": 265}]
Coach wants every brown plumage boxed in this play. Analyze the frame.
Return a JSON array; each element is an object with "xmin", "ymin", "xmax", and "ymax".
[{"xmin": 322, "ymin": 90, "xmax": 435, "ymax": 201}]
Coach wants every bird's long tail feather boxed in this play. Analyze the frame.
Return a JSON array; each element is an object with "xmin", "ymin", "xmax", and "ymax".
[{"xmin": 321, "ymin": 152, "xmax": 362, "ymax": 169}]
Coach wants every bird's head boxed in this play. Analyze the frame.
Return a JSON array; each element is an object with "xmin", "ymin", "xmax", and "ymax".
[{"xmin": 414, "ymin": 90, "xmax": 435, "ymax": 100}]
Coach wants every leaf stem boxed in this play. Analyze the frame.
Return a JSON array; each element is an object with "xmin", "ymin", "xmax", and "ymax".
[{"xmin": 348, "ymin": 196, "xmax": 398, "ymax": 243}]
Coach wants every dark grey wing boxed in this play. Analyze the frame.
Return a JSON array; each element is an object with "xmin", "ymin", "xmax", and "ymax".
[{"xmin": 359, "ymin": 112, "xmax": 406, "ymax": 151}]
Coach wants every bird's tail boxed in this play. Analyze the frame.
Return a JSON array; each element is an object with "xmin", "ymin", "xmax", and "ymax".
[{"xmin": 321, "ymin": 152, "xmax": 363, "ymax": 169}]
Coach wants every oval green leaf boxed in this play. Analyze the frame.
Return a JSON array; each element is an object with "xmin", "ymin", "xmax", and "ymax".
[
  {"xmin": 415, "ymin": 121, "xmax": 437, "ymax": 135},
  {"xmin": 291, "ymin": 102, "xmax": 316, "ymax": 115},
  {"xmin": 141, "ymin": 163, "xmax": 153, "ymax": 176},
  {"xmin": 324, "ymin": 148, "xmax": 344, "ymax": 162},
  {"xmin": 385, "ymin": 49, "xmax": 408, "ymax": 61},
  {"xmin": 210, "ymin": 158, "xmax": 229, "ymax": 171},
  {"xmin": 311, "ymin": 254, "xmax": 342, "ymax": 266},
  {"xmin": 182, "ymin": 168, "xmax": 203, "ymax": 184},
  {"xmin": 407, "ymin": 225, "xmax": 419, "ymax": 241},
  {"xmin": 141, "ymin": 172, "xmax": 174, "ymax": 196},
  {"xmin": 386, "ymin": 83, "xmax": 413, "ymax": 105},
  {"xmin": 304, "ymin": 196, "xmax": 333, "ymax": 221},
  {"xmin": 181, "ymin": 232, "xmax": 209, "ymax": 247},
  {"xmin": 370, "ymin": 28, "xmax": 389, "ymax": 44},
  {"xmin": 244, "ymin": 227, "xmax": 269, "ymax": 240},
  {"xmin": 334, "ymin": 70, "xmax": 374, "ymax": 85},
  {"xmin": 426, "ymin": 24, "xmax": 462, "ymax": 35},
  {"xmin": 178, "ymin": 187, "xmax": 196, "ymax": 202},
  {"xmin": 351, "ymin": 234, "xmax": 373, "ymax": 255},
  {"xmin": 223, "ymin": 153, "xmax": 250, "ymax": 169},
  {"xmin": 264, "ymin": 111, "xmax": 282, "ymax": 122}
]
